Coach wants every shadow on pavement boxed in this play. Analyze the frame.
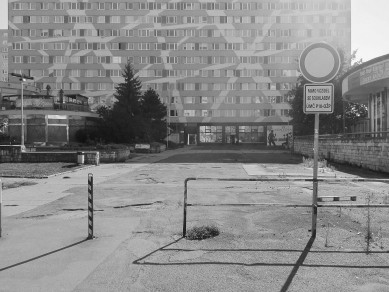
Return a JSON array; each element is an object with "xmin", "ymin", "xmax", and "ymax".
[
  {"xmin": 133, "ymin": 236, "xmax": 389, "ymax": 291},
  {"xmin": 279, "ymin": 235, "xmax": 315, "ymax": 292},
  {"xmin": 0, "ymin": 239, "xmax": 88, "ymax": 272}
]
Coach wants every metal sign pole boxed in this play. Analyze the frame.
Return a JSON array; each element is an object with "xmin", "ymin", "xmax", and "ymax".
[
  {"xmin": 312, "ymin": 114, "xmax": 319, "ymax": 237},
  {"xmin": 0, "ymin": 179, "xmax": 2, "ymax": 238}
]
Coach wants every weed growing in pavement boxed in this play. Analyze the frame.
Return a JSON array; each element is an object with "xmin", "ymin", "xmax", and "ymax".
[
  {"xmin": 325, "ymin": 222, "xmax": 333, "ymax": 247},
  {"xmin": 186, "ymin": 224, "xmax": 220, "ymax": 240},
  {"xmin": 364, "ymin": 193, "xmax": 376, "ymax": 254}
]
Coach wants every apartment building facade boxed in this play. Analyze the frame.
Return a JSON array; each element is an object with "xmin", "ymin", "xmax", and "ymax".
[
  {"xmin": 8, "ymin": 0, "xmax": 351, "ymax": 144},
  {"xmin": 0, "ymin": 30, "xmax": 8, "ymax": 82}
]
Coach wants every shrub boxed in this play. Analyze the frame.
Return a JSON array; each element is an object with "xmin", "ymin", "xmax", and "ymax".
[
  {"xmin": 0, "ymin": 132, "xmax": 10, "ymax": 142},
  {"xmin": 75, "ymin": 129, "xmax": 99, "ymax": 144},
  {"xmin": 165, "ymin": 141, "xmax": 184, "ymax": 149},
  {"xmin": 186, "ymin": 225, "xmax": 220, "ymax": 240}
]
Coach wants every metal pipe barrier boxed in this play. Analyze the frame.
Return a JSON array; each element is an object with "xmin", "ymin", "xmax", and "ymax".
[{"xmin": 183, "ymin": 177, "xmax": 389, "ymax": 238}]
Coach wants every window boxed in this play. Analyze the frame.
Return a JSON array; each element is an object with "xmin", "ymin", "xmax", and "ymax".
[
  {"xmin": 54, "ymin": 43, "xmax": 65, "ymax": 50},
  {"xmin": 166, "ymin": 43, "xmax": 177, "ymax": 50},
  {"xmin": 70, "ymin": 56, "xmax": 80, "ymax": 63},
  {"xmin": 181, "ymin": 29, "xmax": 195, "ymax": 37},
  {"xmin": 167, "ymin": 3, "xmax": 177, "ymax": 10},
  {"xmin": 13, "ymin": 16, "xmax": 23, "ymax": 23},
  {"xmin": 224, "ymin": 97, "xmax": 235, "ymax": 104},
  {"xmin": 12, "ymin": 43, "xmax": 23, "ymax": 50},
  {"xmin": 138, "ymin": 43, "xmax": 150, "ymax": 50},
  {"xmin": 240, "ymin": 97, "xmax": 251, "ymax": 104},
  {"xmin": 167, "ymin": 16, "xmax": 177, "ymax": 24},
  {"xmin": 111, "ymin": 16, "xmax": 120, "ymax": 23},
  {"xmin": 54, "ymin": 69, "xmax": 65, "ymax": 77},
  {"xmin": 13, "ymin": 3, "xmax": 22, "ymax": 10},
  {"xmin": 166, "ymin": 30, "xmax": 177, "ymax": 37},
  {"xmin": 184, "ymin": 83, "xmax": 195, "ymax": 90},
  {"xmin": 184, "ymin": 97, "xmax": 196, "ymax": 104},
  {"xmin": 40, "ymin": 2, "xmax": 49, "ymax": 10},
  {"xmin": 224, "ymin": 110, "xmax": 236, "ymax": 117},
  {"xmin": 13, "ymin": 56, "xmax": 23, "ymax": 63},
  {"xmin": 183, "ymin": 43, "xmax": 195, "ymax": 50}
]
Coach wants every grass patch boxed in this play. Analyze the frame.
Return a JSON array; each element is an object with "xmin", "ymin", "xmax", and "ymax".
[
  {"xmin": 186, "ymin": 225, "xmax": 220, "ymax": 240},
  {"xmin": 2, "ymin": 181, "xmax": 38, "ymax": 190},
  {"xmin": 0, "ymin": 163, "xmax": 85, "ymax": 178}
]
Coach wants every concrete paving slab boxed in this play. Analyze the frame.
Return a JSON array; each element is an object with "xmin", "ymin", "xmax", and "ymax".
[{"xmin": 0, "ymin": 216, "xmax": 140, "ymax": 292}]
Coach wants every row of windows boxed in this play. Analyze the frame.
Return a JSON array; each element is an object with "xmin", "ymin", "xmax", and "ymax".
[
  {"xmin": 17, "ymin": 78, "xmax": 297, "ymax": 92},
  {"xmin": 12, "ymin": 15, "xmax": 349, "ymax": 25},
  {"xmin": 181, "ymin": 96, "xmax": 290, "ymax": 104},
  {"xmin": 138, "ymin": 69, "xmax": 300, "ymax": 78},
  {"xmin": 170, "ymin": 109, "xmax": 290, "ymax": 118},
  {"xmin": 12, "ymin": 2, "xmax": 349, "ymax": 11},
  {"xmin": 12, "ymin": 41, "xmax": 312, "ymax": 51},
  {"xmin": 142, "ymin": 82, "xmax": 298, "ymax": 91},
  {"xmin": 12, "ymin": 28, "xmax": 349, "ymax": 38},
  {"xmin": 11, "ymin": 55, "xmax": 299, "ymax": 65},
  {"xmin": 12, "ymin": 67, "xmax": 299, "ymax": 78}
]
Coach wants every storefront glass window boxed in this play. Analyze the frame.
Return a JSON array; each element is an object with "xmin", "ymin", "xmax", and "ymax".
[
  {"xmin": 199, "ymin": 126, "xmax": 222, "ymax": 143},
  {"xmin": 238, "ymin": 126, "xmax": 264, "ymax": 142}
]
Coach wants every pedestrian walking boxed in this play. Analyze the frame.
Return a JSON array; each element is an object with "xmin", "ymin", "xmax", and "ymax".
[{"xmin": 268, "ymin": 130, "xmax": 276, "ymax": 146}]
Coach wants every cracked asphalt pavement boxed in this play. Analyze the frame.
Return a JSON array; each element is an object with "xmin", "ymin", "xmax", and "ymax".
[{"xmin": 1, "ymin": 145, "xmax": 389, "ymax": 292}]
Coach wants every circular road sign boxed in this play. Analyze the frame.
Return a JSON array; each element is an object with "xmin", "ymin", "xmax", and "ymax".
[{"xmin": 299, "ymin": 42, "xmax": 341, "ymax": 83}]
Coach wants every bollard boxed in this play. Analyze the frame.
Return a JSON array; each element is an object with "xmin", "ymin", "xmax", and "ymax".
[{"xmin": 87, "ymin": 173, "xmax": 93, "ymax": 239}]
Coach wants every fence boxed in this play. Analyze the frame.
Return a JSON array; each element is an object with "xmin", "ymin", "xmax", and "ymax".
[{"xmin": 183, "ymin": 177, "xmax": 389, "ymax": 238}]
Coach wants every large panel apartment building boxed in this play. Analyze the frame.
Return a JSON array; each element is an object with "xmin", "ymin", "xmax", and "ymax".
[
  {"xmin": 0, "ymin": 30, "xmax": 8, "ymax": 82},
  {"xmin": 8, "ymin": 0, "xmax": 351, "ymax": 144}
]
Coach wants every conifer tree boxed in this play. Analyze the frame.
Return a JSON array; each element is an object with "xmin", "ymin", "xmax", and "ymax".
[
  {"xmin": 97, "ymin": 61, "xmax": 146, "ymax": 143},
  {"xmin": 141, "ymin": 88, "xmax": 167, "ymax": 142}
]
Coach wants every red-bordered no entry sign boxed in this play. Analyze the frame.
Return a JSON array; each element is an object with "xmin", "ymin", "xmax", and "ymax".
[{"xmin": 299, "ymin": 43, "xmax": 341, "ymax": 83}]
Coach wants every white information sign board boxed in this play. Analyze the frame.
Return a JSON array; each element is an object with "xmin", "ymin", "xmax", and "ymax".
[{"xmin": 303, "ymin": 84, "xmax": 334, "ymax": 114}]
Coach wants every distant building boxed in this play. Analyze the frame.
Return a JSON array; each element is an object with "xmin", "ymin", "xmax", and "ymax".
[
  {"xmin": 0, "ymin": 30, "xmax": 8, "ymax": 82},
  {"xmin": 342, "ymin": 53, "xmax": 389, "ymax": 134},
  {"xmin": 8, "ymin": 0, "xmax": 351, "ymax": 144}
]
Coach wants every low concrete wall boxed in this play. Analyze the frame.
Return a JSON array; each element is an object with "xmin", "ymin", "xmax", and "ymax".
[
  {"xmin": 99, "ymin": 149, "xmax": 131, "ymax": 162},
  {"xmin": 0, "ymin": 145, "xmax": 99, "ymax": 165},
  {"xmin": 293, "ymin": 137, "xmax": 389, "ymax": 173},
  {"xmin": 25, "ymin": 146, "xmax": 132, "ymax": 163}
]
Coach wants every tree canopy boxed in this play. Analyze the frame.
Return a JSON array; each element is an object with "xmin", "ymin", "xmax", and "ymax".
[
  {"xmin": 97, "ymin": 61, "xmax": 167, "ymax": 144},
  {"xmin": 288, "ymin": 50, "xmax": 367, "ymax": 136}
]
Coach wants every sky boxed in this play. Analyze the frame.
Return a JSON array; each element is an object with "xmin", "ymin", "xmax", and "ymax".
[{"xmin": 0, "ymin": 0, "xmax": 388, "ymax": 64}]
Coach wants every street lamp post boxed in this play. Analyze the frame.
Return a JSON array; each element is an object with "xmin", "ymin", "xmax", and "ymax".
[
  {"xmin": 10, "ymin": 73, "xmax": 34, "ymax": 146},
  {"xmin": 167, "ymin": 84, "xmax": 171, "ymax": 149}
]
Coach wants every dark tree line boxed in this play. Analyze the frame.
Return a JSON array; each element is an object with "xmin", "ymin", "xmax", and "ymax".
[{"xmin": 288, "ymin": 50, "xmax": 368, "ymax": 136}]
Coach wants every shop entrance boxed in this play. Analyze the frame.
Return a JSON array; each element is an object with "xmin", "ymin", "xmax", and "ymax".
[
  {"xmin": 226, "ymin": 134, "xmax": 236, "ymax": 144},
  {"xmin": 188, "ymin": 134, "xmax": 197, "ymax": 145}
]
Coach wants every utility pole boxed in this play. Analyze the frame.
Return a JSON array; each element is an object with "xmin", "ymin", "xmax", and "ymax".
[{"xmin": 167, "ymin": 83, "xmax": 171, "ymax": 149}]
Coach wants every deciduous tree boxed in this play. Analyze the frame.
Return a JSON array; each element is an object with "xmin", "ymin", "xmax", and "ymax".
[{"xmin": 288, "ymin": 49, "xmax": 366, "ymax": 136}]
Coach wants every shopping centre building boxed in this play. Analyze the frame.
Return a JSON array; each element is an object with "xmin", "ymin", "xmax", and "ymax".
[
  {"xmin": 6, "ymin": 0, "xmax": 351, "ymax": 145},
  {"xmin": 342, "ymin": 53, "xmax": 389, "ymax": 135}
]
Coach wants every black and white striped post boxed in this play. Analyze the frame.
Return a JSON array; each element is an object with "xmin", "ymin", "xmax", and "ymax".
[{"xmin": 87, "ymin": 173, "xmax": 94, "ymax": 240}]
